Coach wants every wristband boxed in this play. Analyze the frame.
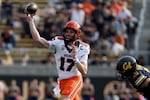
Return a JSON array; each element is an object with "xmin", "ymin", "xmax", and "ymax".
[{"xmin": 74, "ymin": 57, "xmax": 80, "ymax": 63}]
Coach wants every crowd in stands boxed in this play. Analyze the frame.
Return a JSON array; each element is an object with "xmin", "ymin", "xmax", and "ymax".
[
  {"xmin": 104, "ymin": 80, "xmax": 146, "ymax": 100},
  {"xmin": 0, "ymin": 1, "xmax": 148, "ymax": 99},
  {"xmin": 0, "ymin": 77, "xmax": 148, "ymax": 100},
  {"xmin": 0, "ymin": 0, "xmax": 138, "ymax": 65},
  {"xmin": 0, "ymin": 77, "xmax": 95, "ymax": 100}
]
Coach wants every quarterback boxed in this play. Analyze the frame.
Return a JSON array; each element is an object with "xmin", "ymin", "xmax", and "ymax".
[{"xmin": 26, "ymin": 13, "xmax": 90, "ymax": 100}]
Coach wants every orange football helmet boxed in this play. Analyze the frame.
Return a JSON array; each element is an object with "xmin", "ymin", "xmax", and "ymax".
[{"xmin": 63, "ymin": 21, "xmax": 81, "ymax": 41}]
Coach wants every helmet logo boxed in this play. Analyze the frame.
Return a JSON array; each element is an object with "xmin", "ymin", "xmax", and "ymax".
[{"xmin": 123, "ymin": 62, "xmax": 132, "ymax": 70}]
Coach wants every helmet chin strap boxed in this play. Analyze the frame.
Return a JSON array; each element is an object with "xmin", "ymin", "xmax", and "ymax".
[
  {"xmin": 63, "ymin": 36, "xmax": 80, "ymax": 53},
  {"xmin": 63, "ymin": 30, "xmax": 80, "ymax": 52},
  {"xmin": 63, "ymin": 34, "xmax": 74, "ymax": 53},
  {"xmin": 64, "ymin": 40, "xmax": 72, "ymax": 53},
  {"xmin": 63, "ymin": 32, "xmax": 76, "ymax": 41}
]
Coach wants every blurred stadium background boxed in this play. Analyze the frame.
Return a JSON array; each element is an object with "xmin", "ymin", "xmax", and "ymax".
[{"xmin": 0, "ymin": 0, "xmax": 150, "ymax": 100}]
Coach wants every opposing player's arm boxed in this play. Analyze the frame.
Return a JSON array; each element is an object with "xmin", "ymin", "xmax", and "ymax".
[
  {"xmin": 27, "ymin": 14, "xmax": 50, "ymax": 48},
  {"xmin": 133, "ymin": 71, "xmax": 150, "ymax": 89},
  {"xmin": 135, "ymin": 75, "xmax": 150, "ymax": 90},
  {"xmin": 134, "ymin": 66, "xmax": 150, "ymax": 88}
]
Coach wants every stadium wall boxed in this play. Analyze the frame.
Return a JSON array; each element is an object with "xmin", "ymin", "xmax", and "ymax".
[{"xmin": 0, "ymin": 64, "xmax": 118, "ymax": 99}]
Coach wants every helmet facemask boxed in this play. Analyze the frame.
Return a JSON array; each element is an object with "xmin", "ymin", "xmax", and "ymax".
[
  {"xmin": 116, "ymin": 67, "xmax": 136, "ymax": 80},
  {"xmin": 63, "ymin": 21, "xmax": 81, "ymax": 44},
  {"xmin": 63, "ymin": 28, "xmax": 77, "ymax": 43}
]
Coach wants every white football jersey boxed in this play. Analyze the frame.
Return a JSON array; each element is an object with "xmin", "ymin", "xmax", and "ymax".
[{"xmin": 48, "ymin": 36, "xmax": 90, "ymax": 80}]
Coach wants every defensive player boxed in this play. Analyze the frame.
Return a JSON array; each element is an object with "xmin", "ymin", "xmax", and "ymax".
[
  {"xmin": 26, "ymin": 13, "xmax": 90, "ymax": 100},
  {"xmin": 116, "ymin": 56, "xmax": 150, "ymax": 99}
]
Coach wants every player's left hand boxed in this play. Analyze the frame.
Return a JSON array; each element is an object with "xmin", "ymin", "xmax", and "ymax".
[{"xmin": 71, "ymin": 45, "xmax": 78, "ymax": 59}]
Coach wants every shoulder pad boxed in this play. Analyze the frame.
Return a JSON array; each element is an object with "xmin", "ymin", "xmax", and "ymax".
[
  {"xmin": 80, "ymin": 41, "xmax": 90, "ymax": 47},
  {"xmin": 136, "ymin": 65, "xmax": 143, "ymax": 70},
  {"xmin": 52, "ymin": 36, "xmax": 64, "ymax": 41}
]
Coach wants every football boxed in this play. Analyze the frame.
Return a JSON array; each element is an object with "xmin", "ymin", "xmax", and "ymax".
[{"xmin": 25, "ymin": 2, "xmax": 38, "ymax": 14}]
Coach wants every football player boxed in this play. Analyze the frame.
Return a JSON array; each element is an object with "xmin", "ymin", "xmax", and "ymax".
[
  {"xmin": 116, "ymin": 56, "xmax": 150, "ymax": 99},
  {"xmin": 26, "ymin": 13, "xmax": 90, "ymax": 100}
]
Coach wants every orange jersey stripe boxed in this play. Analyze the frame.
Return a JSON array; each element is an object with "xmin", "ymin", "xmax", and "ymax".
[
  {"xmin": 57, "ymin": 36, "xmax": 64, "ymax": 40},
  {"xmin": 80, "ymin": 41, "xmax": 89, "ymax": 47}
]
